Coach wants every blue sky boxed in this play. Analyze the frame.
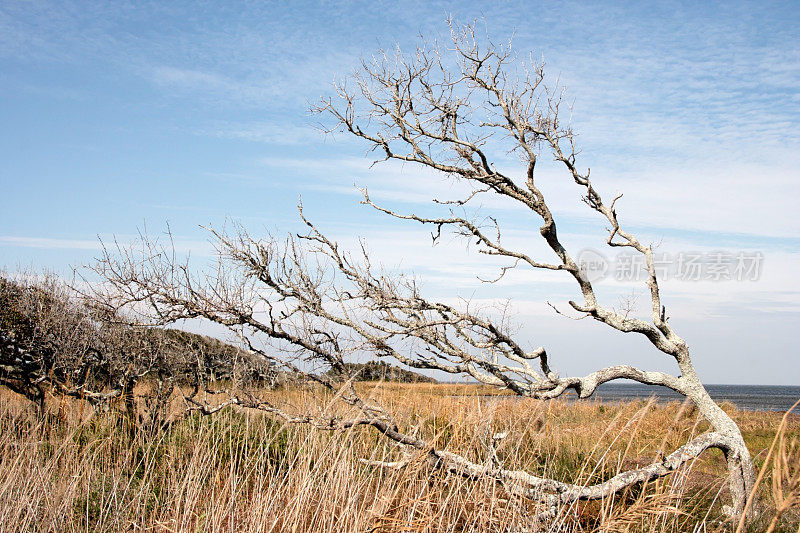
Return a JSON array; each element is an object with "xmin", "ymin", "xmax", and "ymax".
[{"xmin": 1, "ymin": 1, "xmax": 798, "ymax": 384}]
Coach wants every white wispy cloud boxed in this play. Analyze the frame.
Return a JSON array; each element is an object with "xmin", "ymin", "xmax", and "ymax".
[
  {"xmin": 0, "ymin": 235, "xmax": 216, "ymax": 256},
  {"xmin": 250, "ymin": 149, "xmax": 800, "ymax": 241},
  {"xmin": 196, "ymin": 121, "xmax": 319, "ymax": 145},
  {"xmin": 0, "ymin": 236, "xmax": 103, "ymax": 250}
]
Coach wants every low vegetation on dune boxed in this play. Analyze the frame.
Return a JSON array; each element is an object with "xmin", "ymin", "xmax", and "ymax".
[
  {"xmin": 0, "ymin": 274, "xmax": 273, "ymax": 407},
  {"xmin": 0, "ymin": 383, "xmax": 798, "ymax": 532},
  {"xmin": 1, "ymin": 272, "xmax": 799, "ymax": 530},
  {"xmin": 327, "ymin": 361, "xmax": 437, "ymax": 384}
]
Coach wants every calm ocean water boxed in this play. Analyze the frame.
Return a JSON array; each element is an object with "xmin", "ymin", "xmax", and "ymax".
[{"xmin": 575, "ymin": 383, "xmax": 800, "ymax": 412}]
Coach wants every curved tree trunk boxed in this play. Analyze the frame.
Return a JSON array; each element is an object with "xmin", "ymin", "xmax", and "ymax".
[{"xmin": 679, "ymin": 359, "xmax": 755, "ymax": 516}]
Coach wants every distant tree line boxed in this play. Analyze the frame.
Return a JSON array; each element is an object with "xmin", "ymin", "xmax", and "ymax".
[
  {"xmin": 0, "ymin": 274, "xmax": 272, "ymax": 430},
  {"xmin": 327, "ymin": 361, "xmax": 436, "ymax": 383}
]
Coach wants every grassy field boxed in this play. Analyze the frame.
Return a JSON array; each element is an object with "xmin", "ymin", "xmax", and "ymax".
[{"xmin": 0, "ymin": 382, "xmax": 798, "ymax": 532}]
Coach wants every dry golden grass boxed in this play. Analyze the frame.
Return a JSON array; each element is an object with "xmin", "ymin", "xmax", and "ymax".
[{"xmin": 0, "ymin": 383, "xmax": 798, "ymax": 532}]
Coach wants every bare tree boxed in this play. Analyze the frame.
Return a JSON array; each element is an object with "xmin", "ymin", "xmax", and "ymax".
[{"xmin": 89, "ymin": 22, "xmax": 757, "ymax": 520}]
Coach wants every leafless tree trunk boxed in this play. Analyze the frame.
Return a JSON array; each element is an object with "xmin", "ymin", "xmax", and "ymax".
[{"xmin": 88, "ymin": 21, "xmax": 756, "ymax": 520}]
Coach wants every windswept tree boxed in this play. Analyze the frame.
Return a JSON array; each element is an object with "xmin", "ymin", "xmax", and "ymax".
[{"xmin": 90, "ymin": 23, "xmax": 756, "ymax": 519}]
